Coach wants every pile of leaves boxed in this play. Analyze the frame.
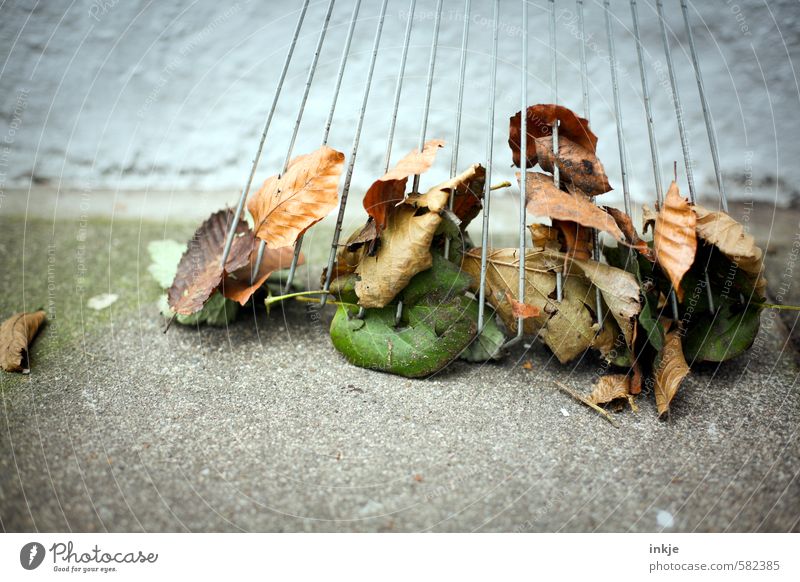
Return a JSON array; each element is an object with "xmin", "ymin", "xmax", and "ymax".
[{"xmin": 151, "ymin": 103, "xmax": 770, "ymax": 419}]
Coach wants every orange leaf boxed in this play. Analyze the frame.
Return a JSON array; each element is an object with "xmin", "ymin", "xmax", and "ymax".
[
  {"xmin": 655, "ymin": 330, "xmax": 690, "ymax": 416},
  {"xmin": 363, "ymin": 139, "xmax": 444, "ymax": 234},
  {"xmin": 248, "ymin": 146, "xmax": 345, "ymax": 248},
  {"xmin": 654, "ymin": 181, "xmax": 696, "ymax": 301},
  {"xmin": 604, "ymin": 206, "xmax": 655, "ymax": 261},
  {"xmin": 552, "ymin": 219, "xmax": 593, "ymax": 261},
  {"xmin": 222, "ymin": 246, "xmax": 304, "ymax": 306},
  {"xmin": 168, "ymin": 209, "xmax": 253, "ymax": 316},
  {"xmin": 521, "ymin": 172, "xmax": 624, "ymax": 242},
  {"xmin": 506, "ymin": 292, "xmax": 541, "ymax": 319},
  {"xmin": 534, "ymin": 136, "xmax": 611, "ymax": 196},
  {"xmin": 509, "ymin": 104, "xmax": 598, "ymax": 168},
  {"xmin": 1, "ymin": 310, "xmax": 46, "ymax": 373}
]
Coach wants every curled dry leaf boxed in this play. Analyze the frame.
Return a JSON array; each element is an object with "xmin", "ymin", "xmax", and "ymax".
[
  {"xmin": 654, "ymin": 181, "xmax": 696, "ymax": 301},
  {"xmin": 355, "ymin": 186, "xmax": 449, "ymax": 308},
  {"xmin": 534, "ymin": 136, "xmax": 611, "ymax": 196},
  {"xmin": 433, "ymin": 163, "xmax": 486, "ymax": 229},
  {"xmin": 521, "ymin": 172, "xmax": 624, "ymax": 242},
  {"xmin": 509, "ymin": 104, "xmax": 598, "ymax": 168},
  {"xmin": 222, "ymin": 246, "xmax": 304, "ymax": 306},
  {"xmin": 693, "ymin": 204, "xmax": 767, "ymax": 298},
  {"xmin": 654, "ymin": 330, "xmax": 690, "ymax": 417},
  {"xmin": 589, "ymin": 374, "xmax": 632, "ymax": 405},
  {"xmin": 552, "ymin": 219, "xmax": 593, "ymax": 261},
  {"xmin": 529, "ymin": 223, "xmax": 561, "ymax": 251},
  {"xmin": 604, "ymin": 206, "xmax": 655, "ymax": 261},
  {"xmin": 1, "ymin": 310, "xmax": 46, "ymax": 373},
  {"xmin": 248, "ymin": 145, "xmax": 345, "ymax": 248},
  {"xmin": 362, "ymin": 139, "xmax": 444, "ymax": 234},
  {"xmin": 642, "ymin": 204, "xmax": 657, "ymax": 234},
  {"xmin": 168, "ymin": 209, "xmax": 253, "ymax": 315}
]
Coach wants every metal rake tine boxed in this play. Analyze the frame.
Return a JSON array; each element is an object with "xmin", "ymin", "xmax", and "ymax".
[
  {"xmin": 477, "ymin": 0, "xmax": 500, "ymax": 333},
  {"xmin": 220, "ymin": 0, "xmax": 310, "ymax": 270},
  {"xmin": 320, "ymin": 0, "xmax": 391, "ymax": 307},
  {"xmin": 250, "ymin": 0, "xmax": 337, "ymax": 284},
  {"xmin": 501, "ymin": 0, "xmax": 528, "ymax": 350},
  {"xmin": 680, "ymin": 0, "xmax": 727, "ymax": 213},
  {"xmin": 443, "ymin": 0, "xmax": 472, "ymax": 261},
  {"xmin": 577, "ymin": 0, "xmax": 606, "ymax": 329},
  {"xmin": 396, "ymin": 0, "xmax": 443, "ymax": 326},
  {"xmin": 630, "ymin": 0, "xmax": 679, "ymax": 321},
  {"xmin": 283, "ymin": 0, "xmax": 363, "ymax": 293},
  {"xmin": 656, "ymin": 0, "xmax": 715, "ymax": 314},
  {"xmin": 549, "ymin": 0, "xmax": 564, "ymax": 304}
]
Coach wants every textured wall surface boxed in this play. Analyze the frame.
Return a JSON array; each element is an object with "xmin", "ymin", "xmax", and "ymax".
[{"xmin": 1, "ymin": 0, "xmax": 799, "ymax": 205}]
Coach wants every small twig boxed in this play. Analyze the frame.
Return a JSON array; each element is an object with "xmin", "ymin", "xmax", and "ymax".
[
  {"xmin": 294, "ymin": 296, "xmax": 358, "ymax": 309},
  {"xmin": 756, "ymin": 302, "xmax": 800, "ymax": 311},
  {"xmin": 163, "ymin": 313, "xmax": 177, "ymax": 334},
  {"xmin": 555, "ymin": 381, "xmax": 618, "ymax": 427},
  {"xmin": 265, "ymin": 289, "xmax": 334, "ymax": 314}
]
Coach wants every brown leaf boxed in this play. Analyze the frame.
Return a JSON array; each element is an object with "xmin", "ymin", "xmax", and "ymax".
[
  {"xmin": 693, "ymin": 204, "xmax": 767, "ymax": 298},
  {"xmin": 552, "ymin": 219, "xmax": 593, "ymax": 261},
  {"xmin": 604, "ymin": 206, "xmax": 655, "ymax": 261},
  {"xmin": 589, "ymin": 374, "xmax": 631, "ymax": 405},
  {"xmin": 1, "ymin": 311, "xmax": 46, "ymax": 373},
  {"xmin": 521, "ymin": 172, "xmax": 624, "ymax": 242},
  {"xmin": 529, "ymin": 223, "xmax": 561, "ymax": 251},
  {"xmin": 248, "ymin": 146, "xmax": 345, "ymax": 248},
  {"xmin": 655, "ymin": 330, "xmax": 690, "ymax": 416},
  {"xmin": 430, "ymin": 163, "xmax": 485, "ymax": 229},
  {"xmin": 642, "ymin": 204, "xmax": 657, "ymax": 234},
  {"xmin": 362, "ymin": 139, "xmax": 444, "ymax": 234},
  {"xmin": 168, "ymin": 209, "xmax": 253, "ymax": 315},
  {"xmin": 222, "ymin": 246, "xmax": 304, "ymax": 306},
  {"xmin": 506, "ymin": 292, "xmax": 541, "ymax": 319},
  {"xmin": 654, "ymin": 182, "xmax": 697, "ymax": 301},
  {"xmin": 535, "ymin": 136, "xmax": 611, "ymax": 196},
  {"xmin": 509, "ymin": 104, "xmax": 598, "ymax": 168},
  {"xmin": 355, "ymin": 186, "xmax": 449, "ymax": 308}
]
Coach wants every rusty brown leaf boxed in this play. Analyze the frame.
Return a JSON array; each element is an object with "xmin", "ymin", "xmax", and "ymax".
[
  {"xmin": 1, "ymin": 310, "xmax": 46, "ymax": 373},
  {"xmin": 362, "ymin": 139, "xmax": 444, "ymax": 234},
  {"xmin": 506, "ymin": 292, "xmax": 541, "ymax": 319},
  {"xmin": 431, "ymin": 163, "xmax": 485, "ymax": 229},
  {"xmin": 248, "ymin": 145, "xmax": 345, "ymax": 248},
  {"xmin": 222, "ymin": 246, "xmax": 304, "ymax": 306},
  {"xmin": 655, "ymin": 330, "xmax": 690, "ymax": 416},
  {"xmin": 168, "ymin": 209, "xmax": 253, "ymax": 315},
  {"xmin": 552, "ymin": 219, "xmax": 593, "ymax": 261},
  {"xmin": 521, "ymin": 172, "xmax": 624, "ymax": 242},
  {"xmin": 654, "ymin": 181, "xmax": 697, "ymax": 301},
  {"xmin": 509, "ymin": 104, "xmax": 598, "ymax": 168},
  {"xmin": 604, "ymin": 205, "xmax": 655, "ymax": 260},
  {"xmin": 534, "ymin": 136, "xmax": 611, "ymax": 196}
]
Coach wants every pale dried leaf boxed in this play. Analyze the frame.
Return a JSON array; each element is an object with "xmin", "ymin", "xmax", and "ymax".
[
  {"xmin": 589, "ymin": 374, "xmax": 631, "ymax": 405},
  {"xmin": 1, "ymin": 311, "xmax": 46, "ymax": 373},
  {"xmin": 654, "ymin": 182, "xmax": 696, "ymax": 301},
  {"xmin": 655, "ymin": 330, "xmax": 690, "ymax": 416}
]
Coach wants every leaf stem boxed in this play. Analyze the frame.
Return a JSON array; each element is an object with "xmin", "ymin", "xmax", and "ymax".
[
  {"xmin": 294, "ymin": 296, "xmax": 359, "ymax": 308},
  {"xmin": 265, "ymin": 289, "xmax": 333, "ymax": 308},
  {"xmin": 490, "ymin": 181, "xmax": 512, "ymax": 191},
  {"xmin": 556, "ymin": 381, "xmax": 618, "ymax": 427},
  {"xmin": 755, "ymin": 302, "xmax": 800, "ymax": 311}
]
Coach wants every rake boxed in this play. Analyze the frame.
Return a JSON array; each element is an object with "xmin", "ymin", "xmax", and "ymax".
[{"xmin": 219, "ymin": 0, "xmax": 730, "ymax": 344}]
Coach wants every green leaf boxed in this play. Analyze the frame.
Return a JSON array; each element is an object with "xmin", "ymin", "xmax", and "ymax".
[
  {"xmin": 683, "ymin": 299, "xmax": 761, "ymax": 363},
  {"xmin": 460, "ymin": 303, "xmax": 505, "ymax": 362},
  {"xmin": 400, "ymin": 253, "xmax": 472, "ymax": 305},
  {"xmin": 159, "ymin": 291, "xmax": 238, "ymax": 327},
  {"xmin": 147, "ymin": 239, "xmax": 186, "ymax": 289},
  {"xmin": 330, "ymin": 294, "xmax": 480, "ymax": 378}
]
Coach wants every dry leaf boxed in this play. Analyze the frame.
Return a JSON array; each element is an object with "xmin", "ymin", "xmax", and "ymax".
[
  {"xmin": 654, "ymin": 181, "xmax": 696, "ymax": 301},
  {"xmin": 534, "ymin": 136, "xmax": 611, "ymax": 196},
  {"xmin": 430, "ymin": 163, "xmax": 485, "ymax": 229},
  {"xmin": 604, "ymin": 205, "xmax": 655, "ymax": 261},
  {"xmin": 521, "ymin": 172, "xmax": 624, "ymax": 242},
  {"xmin": 529, "ymin": 223, "xmax": 561, "ymax": 251},
  {"xmin": 506, "ymin": 291, "xmax": 541, "ymax": 319},
  {"xmin": 589, "ymin": 374, "xmax": 631, "ymax": 405},
  {"xmin": 509, "ymin": 104, "xmax": 598, "ymax": 168},
  {"xmin": 248, "ymin": 145, "xmax": 345, "ymax": 248},
  {"xmin": 1, "ymin": 311, "xmax": 46, "ymax": 373},
  {"xmin": 654, "ymin": 330, "xmax": 690, "ymax": 416},
  {"xmin": 552, "ymin": 219, "xmax": 593, "ymax": 261},
  {"xmin": 642, "ymin": 204, "xmax": 657, "ymax": 234},
  {"xmin": 693, "ymin": 204, "xmax": 767, "ymax": 298},
  {"xmin": 362, "ymin": 139, "xmax": 444, "ymax": 234},
  {"xmin": 222, "ymin": 245, "xmax": 304, "ymax": 306},
  {"xmin": 168, "ymin": 209, "xmax": 253, "ymax": 315},
  {"xmin": 355, "ymin": 187, "xmax": 449, "ymax": 308}
]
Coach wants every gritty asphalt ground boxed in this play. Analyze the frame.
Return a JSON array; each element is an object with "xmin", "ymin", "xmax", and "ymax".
[{"xmin": 0, "ymin": 194, "xmax": 799, "ymax": 532}]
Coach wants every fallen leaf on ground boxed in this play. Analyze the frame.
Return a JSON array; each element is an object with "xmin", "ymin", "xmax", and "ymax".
[
  {"xmin": 654, "ymin": 330, "xmax": 690, "ymax": 416},
  {"xmin": 248, "ymin": 145, "xmax": 345, "ymax": 248},
  {"xmin": 362, "ymin": 140, "xmax": 444, "ymax": 234},
  {"xmin": 355, "ymin": 185, "xmax": 449, "ymax": 308},
  {"xmin": 1, "ymin": 311, "xmax": 46, "ymax": 373},
  {"xmin": 222, "ymin": 245, "xmax": 303, "ymax": 306},
  {"xmin": 509, "ymin": 104, "xmax": 597, "ymax": 168},
  {"xmin": 167, "ymin": 209, "xmax": 253, "ymax": 315},
  {"xmin": 654, "ymin": 181, "xmax": 696, "ymax": 301},
  {"xmin": 147, "ymin": 239, "xmax": 186, "ymax": 288},
  {"xmin": 693, "ymin": 204, "xmax": 767, "ymax": 298},
  {"xmin": 521, "ymin": 172, "xmax": 624, "ymax": 242},
  {"xmin": 535, "ymin": 136, "xmax": 611, "ymax": 196},
  {"xmin": 158, "ymin": 292, "xmax": 238, "ymax": 327},
  {"xmin": 87, "ymin": 293, "xmax": 118, "ymax": 311},
  {"xmin": 589, "ymin": 374, "xmax": 631, "ymax": 405}
]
